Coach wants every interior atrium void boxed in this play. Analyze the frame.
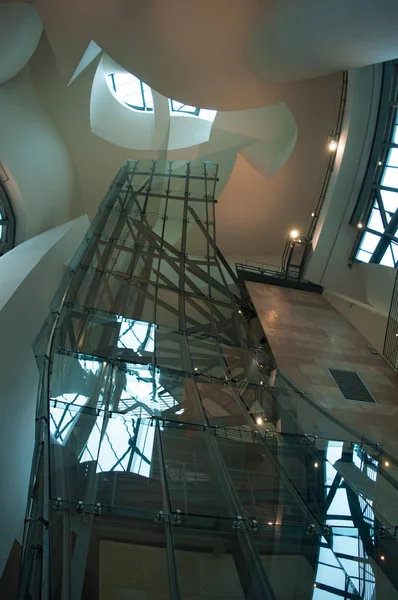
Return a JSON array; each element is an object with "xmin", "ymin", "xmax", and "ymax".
[{"xmin": 1, "ymin": 3, "xmax": 398, "ymax": 599}]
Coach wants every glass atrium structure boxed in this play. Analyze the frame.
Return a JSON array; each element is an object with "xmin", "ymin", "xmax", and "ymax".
[{"xmin": 20, "ymin": 161, "xmax": 398, "ymax": 599}]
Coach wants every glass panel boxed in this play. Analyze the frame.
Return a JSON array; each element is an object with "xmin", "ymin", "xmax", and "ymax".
[
  {"xmin": 381, "ymin": 166, "xmax": 398, "ymax": 189},
  {"xmin": 356, "ymin": 249, "xmax": 372, "ymax": 263},
  {"xmin": 388, "ymin": 147, "xmax": 398, "ymax": 167},
  {"xmin": 367, "ymin": 208, "xmax": 384, "ymax": 233},
  {"xmin": 173, "ymin": 526, "xmax": 245, "ymax": 600},
  {"xmin": 381, "ymin": 245, "xmax": 395, "ymax": 267},
  {"xmin": 380, "ymin": 189, "xmax": 398, "ymax": 213},
  {"xmin": 109, "ymin": 73, "xmax": 153, "ymax": 111},
  {"xmin": 359, "ymin": 230, "xmax": 380, "ymax": 253},
  {"xmin": 161, "ymin": 425, "xmax": 230, "ymax": 517}
]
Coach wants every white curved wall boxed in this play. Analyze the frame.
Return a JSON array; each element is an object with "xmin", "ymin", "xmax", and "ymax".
[
  {"xmin": 90, "ymin": 56, "xmax": 155, "ymax": 150},
  {"xmin": 90, "ymin": 55, "xmax": 217, "ymax": 151},
  {"xmin": 0, "ymin": 216, "xmax": 89, "ymax": 581},
  {"xmin": 0, "ymin": 67, "xmax": 75, "ymax": 243},
  {"xmin": 0, "ymin": 3, "xmax": 43, "ymax": 84}
]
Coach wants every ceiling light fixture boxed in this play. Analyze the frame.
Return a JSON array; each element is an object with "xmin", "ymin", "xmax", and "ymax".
[
  {"xmin": 357, "ymin": 223, "xmax": 363, "ymax": 229},
  {"xmin": 378, "ymin": 161, "xmax": 383, "ymax": 166},
  {"xmin": 256, "ymin": 417, "xmax": 263, "ymax": 425},
  {"xmin": 290, "ymin": 229, "xmax": 299, "ymax": 239},
  {"xmin": 311, "ymin": 212, "xmax": 315, "ymax": 217},
  {"xmin": 380, "ymin": 555, "xmax": 385, "ymax": 561},
  {"xmin": 384, "ymin": 460, "xmax": 390, "ymax": 467},
  {"xmin": 314, "ymin": 462, "xmax": 319, "ymax": 468}
]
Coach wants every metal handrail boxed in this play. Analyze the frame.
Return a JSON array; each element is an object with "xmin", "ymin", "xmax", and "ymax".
[{"xmin": 307, "ymin": 71, "xmax": 348, "ymax": 240}]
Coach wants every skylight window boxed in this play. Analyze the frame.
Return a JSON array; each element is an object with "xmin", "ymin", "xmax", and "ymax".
[
  {"xmin": 109, "ymin": 72, "xmax": 153, "ymax": 112},
  {"xmin": 170, "ymin": 100, "xmax": 217, "ymax": 122},
  {"xmin": 170, "ymin": 100, "xmax": 200, "ymax": 116}
]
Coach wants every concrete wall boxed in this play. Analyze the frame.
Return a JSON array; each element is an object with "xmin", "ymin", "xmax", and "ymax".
[{"xmin": 0, "ymin": 215, "xmax": 89, "ymax": 581}]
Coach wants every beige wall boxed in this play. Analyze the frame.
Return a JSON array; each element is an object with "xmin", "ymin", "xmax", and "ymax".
[{"xmin": 247, "ymin": 281, "xmax": 398, "ymax": 456}]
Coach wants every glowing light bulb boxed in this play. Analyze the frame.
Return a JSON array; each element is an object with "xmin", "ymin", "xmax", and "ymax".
[
  {"xmin": 380, "ymin": 555, "xmax": 385, "ymax": 561},
  {"xmin": 378, "ymin": 161, "xmax": 383, "ymax": 166},
  {"xmin": 290, "ymin": 230, "xmax": 299, "ymax": 239},
  {"xmin": 329, "ymin": 139, "xmax": 337, "ymax": 151},
  {"xmin": 268, "ymin": 521, "xmax": 273, "ymax": 526},
  {"xmin": 384, "ymin": 460, "xmax": 390, "ymax": 467},
  {"xmin": 311, "ymin": 212, "xmax": 315, "ymax": 217},
  {"xmin": 256, "ymin": 417, "xmax": 264, "ymax": 425},
  {"xmin": 357, "ymin": 223, "xmax": 363, "ymax": 229},
  {"xmin": 314, "ymin": 462, "xmax": 319, "ymax": 468}
]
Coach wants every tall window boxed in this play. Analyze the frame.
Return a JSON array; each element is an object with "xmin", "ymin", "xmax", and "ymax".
[
  {"xmin": 353, "ymin": 60, "xmax": 398, "ymax": 267},
  {"xmin": 109, "ymin": 73, "xmax": 154, "ymax": 112}
]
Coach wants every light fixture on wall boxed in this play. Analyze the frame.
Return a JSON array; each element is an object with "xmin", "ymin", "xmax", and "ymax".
[
  {"xmin": 256, "ymin": 416, "xmax": 264, "ymax": 425},
  {"xmin": 327, "ymin": 129, "xmax": 338, "ymax": 151},
  {"xmin": 290, "ymin": 229, "xmax": 299, "ymax": 239},
  {"xmin": 357, "ymin": 222, "xmax": 363, "ymax": 229}
]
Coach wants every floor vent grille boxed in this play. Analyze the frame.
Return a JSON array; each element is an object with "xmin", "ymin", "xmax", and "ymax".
[{"xmin": 328, "ymin": 369, "xmax": 376, "ymax": 403}]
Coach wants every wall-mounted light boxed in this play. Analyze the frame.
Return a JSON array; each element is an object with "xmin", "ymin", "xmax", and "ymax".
[
  {"xmin": 314, "ymin": 461, "xmax": 319, "ymax": 468},
  {"xmin": 290, "ymin": 229, "xmax": 299, "ymax": 239},
  {"xmin": 311, "ymin": 212, "xmax": 315, "ymax": 217},
  {"xmin": 378, "ymin": 161, "xmax": 383, "ymax": 166},
  {"xmin": 256, "ymin": 417, "xmax": 264, "ymax": 425},
  {"xmin": 357, "ymin": 223, "xmax": 363, "ymax": 229},
  {"xmin": 384, "ymin": 460, "xmax": 390, "ymax": 467},
  {"xmin": 328, "ymin": 139, "xmax": 337, "ymax": 151}
]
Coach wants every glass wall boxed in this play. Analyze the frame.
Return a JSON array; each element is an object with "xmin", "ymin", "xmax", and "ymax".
[{"xmin": 20, "ymin": 160, "xmax": 398, "ymax": 599}]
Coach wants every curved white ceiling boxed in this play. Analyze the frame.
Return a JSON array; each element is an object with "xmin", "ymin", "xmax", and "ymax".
[
  {"xmin": 0, "ymin": 3, "xmax": 43, "ymax": 85},
  {"xmin": 249, "ymin": 0, "xmax": 398, "ymax": 82},
  {"xmin": 89, "ymin": 55, "xmax": 297, "ymax": 178},
  {"xmin": 35, "ymin": 0, "xmax": 398, "ymax": 110}
]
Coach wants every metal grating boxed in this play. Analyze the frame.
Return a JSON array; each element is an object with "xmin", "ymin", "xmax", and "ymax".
[{"xmin": 328, "ymin": 369, "xmax": 376, "ymax": 403}]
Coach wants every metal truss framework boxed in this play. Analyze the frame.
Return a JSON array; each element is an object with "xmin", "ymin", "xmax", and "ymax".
[{"xmin": 19, "ymin": 161, "xmax": 398, "ymax": 599}]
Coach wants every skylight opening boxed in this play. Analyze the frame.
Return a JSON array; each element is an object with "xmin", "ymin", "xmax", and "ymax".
[
  {"xmin": 170, "ymin": 99, "xmax": 217, "ymax": 122},
  {"xmin": 108, "ymin": 72, "xmax": 154, "ymax": 112}
]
